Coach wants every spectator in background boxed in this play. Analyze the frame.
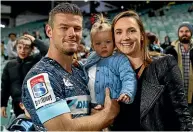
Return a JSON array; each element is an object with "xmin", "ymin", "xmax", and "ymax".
[
  {"xmin": 33, "ymin": 31, "xmax": 42, "ymax": 40},
  {"xmin": 146, "ymin": 32, "xmax": 164, "ymax": 58},
  {"xmin": 161, "ymin": 35, "xmax": 171, "ymax": 50},
  {"xmin": 74, "ymin": 40, "xmax": 89, "ymax": 61},
  {"xmin": 6, "ymin": 33, "xmax": 17, "ymax": 60},
  {"xmin": 165, "ymin": 22, "xmax": 193, "ymax": 117},
  {"xmin": 188, "ymin": 5, "xmax": 193, "ymax": 13},
  {"xmin": 90, "ymin": 13, "xmax": 96, "ymax": 25},
  {"xmin": 1, "ymin": 41, "xmax": 4, "ymax": 56},
  {"xmin": 1, "ymin": 41, "xmax": 8, "ymax": 60},
  {"xmin": 23, "ymin": 32, "xmax": 29, "ymax": 36},
  {"xmin": 7, "ymin": 100, "xmax": 36, "ymax": 131},
  {"xmin": 1, "ymin": 34, "xmax": 48, "ymax": 118}
]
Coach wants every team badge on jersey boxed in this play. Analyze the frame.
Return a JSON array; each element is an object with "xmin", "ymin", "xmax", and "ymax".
[
  {"xmin": 27, "ymin": 73, "xmax": 56, "ymax": 109},
  {"xmin": 63, "ymin": 78, "xmax": 73, "ymax": 87}
]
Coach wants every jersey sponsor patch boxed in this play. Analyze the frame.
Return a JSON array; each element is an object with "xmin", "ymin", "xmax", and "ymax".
[
  {"xmin": 27, "ymin": 73, "xmax": 56, "ymax": 109},
  {"xmin": 66, "ymin": 95, "xmax": 91, "ymax": 115}
]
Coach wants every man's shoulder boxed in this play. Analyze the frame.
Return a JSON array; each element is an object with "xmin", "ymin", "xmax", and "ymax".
[
  {"xmin": 6, "ymin": 59, "xmax": 18, "ymax": 66},
  {"xmin": 23, "ymin": 57, "xmax": 57, "ymax": 82},
  {"xmin": 3, "ymin": 59, "xmax": 18, "ymax": 70},
  {"xmin": 171, "ymin": 40, "xmax": 179, "ymax": 47}
]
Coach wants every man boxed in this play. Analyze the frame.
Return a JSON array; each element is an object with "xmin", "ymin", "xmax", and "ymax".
[
  {"xmin": 166, "ymin": 22, "xmax": 193, "ymax": 117},
  {"xmin": 22, "ymin": 2, "xmax": 119, "ymax": 131},
  {"xmin": 1, "ymin": 34, "xmax": 48, "ymax": 117},
  {"xmin": 6, "ymin": 33, "xmax": 17, "ymax": 59}
]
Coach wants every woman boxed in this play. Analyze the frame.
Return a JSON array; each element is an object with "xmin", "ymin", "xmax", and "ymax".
[
  {"xmin": 146, "ymin": 32, "xmax": 164, "ymax": 54},
  {"xmin": 111, "ymin": 10, "xmax": 193, "ymax": 131}
]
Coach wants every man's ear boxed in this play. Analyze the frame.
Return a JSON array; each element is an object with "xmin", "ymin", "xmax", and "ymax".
[{"xmin": 46, "ymin": 24, "xmax": 52, "ymax": 38}]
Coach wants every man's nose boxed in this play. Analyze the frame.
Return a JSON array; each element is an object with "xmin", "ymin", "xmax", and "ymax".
[{"xmin": 68, "ymin": 27, "xmax": 75, "ymax": 37}]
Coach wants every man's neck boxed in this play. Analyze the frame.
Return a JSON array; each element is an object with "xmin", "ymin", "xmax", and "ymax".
[
  {"xmin": 47, "ymin": 47, "xmax": 73, "ymax": 73},
  {"xmin": 182, "ymin": 43, "xmax": 190, "ymax": 52},
  {"xmin": 10, "ymin": 40, "xmax": 15, "ymax": 42}
]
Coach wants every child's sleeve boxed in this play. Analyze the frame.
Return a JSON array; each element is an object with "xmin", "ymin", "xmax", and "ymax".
[{"xmin": 118, "ymin": 54, "xmax": 137, "ymax": 104}]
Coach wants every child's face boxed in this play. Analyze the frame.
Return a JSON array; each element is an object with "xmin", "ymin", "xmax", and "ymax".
[
  {"xmin": 92, "ymin": 31, "xmax": 114, "ymax": 57},
  {"xmin": 16, "ymin": 39, "xmax": 33, "ymax": 59}
]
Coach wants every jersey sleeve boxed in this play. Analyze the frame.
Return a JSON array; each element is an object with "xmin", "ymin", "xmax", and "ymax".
[{"xmin": 22, "ymin": 72, "xmax": 71, "ymax": 125}]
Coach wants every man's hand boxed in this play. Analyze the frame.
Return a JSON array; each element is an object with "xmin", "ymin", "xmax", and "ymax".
[
  {"xmin": 24, "ymin": 34, "xmax": 35, "ymax": 42},
  {"xmin": 103, "ymin": 88, "xmax": 120, "ymax": 121},
  {"xmin": 1, "ymin": 107, "xmax": 7, "ymax": 118},
  {"xmin": 117, "ymin": 93, "xmax": 130, "ymax": 103},
  {"xmin": 91, "ymin": 105, "xmax": 103, "ymax": 115}
]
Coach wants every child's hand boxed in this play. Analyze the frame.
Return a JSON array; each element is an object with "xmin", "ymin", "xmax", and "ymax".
[{"xmin": 117, "ymin": 93, "xmax": 130, "ymax": 103}]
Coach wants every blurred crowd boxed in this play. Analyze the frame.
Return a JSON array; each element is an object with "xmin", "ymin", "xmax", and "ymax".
[{"xmin": 0, "ymin": 2, "xmax": 193, "ymax": 131}]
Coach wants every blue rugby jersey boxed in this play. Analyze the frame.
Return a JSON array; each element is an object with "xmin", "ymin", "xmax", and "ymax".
[{"xmin": 22, "ymin": 57, "xmax": 90, "ymax": 130}]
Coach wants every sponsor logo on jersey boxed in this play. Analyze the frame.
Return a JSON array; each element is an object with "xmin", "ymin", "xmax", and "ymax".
[
  {"xmin": 66, "ymin": 95, "xmax": 91, "ymax": 115},
  {"xmin": 27, "ymin": 73, "xmax": 56, "ymax": 109}
]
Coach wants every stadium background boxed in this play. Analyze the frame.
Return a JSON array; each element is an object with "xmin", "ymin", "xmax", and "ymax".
[{"xmin": 1, "ymin": 0, "xmax": 193, "ymax": 127}]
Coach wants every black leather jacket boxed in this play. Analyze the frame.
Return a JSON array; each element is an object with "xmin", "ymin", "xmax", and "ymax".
[
  {"xmin": 112, "ymin": 55, "xmax": 192, "ymax": 131},
  {"xmin": 1, "ymin": 39, "xmax": 48, "ymax": 106},
  {"xmin": 140, "ymin": 55, "xmax": 193, "ymax": 131}
]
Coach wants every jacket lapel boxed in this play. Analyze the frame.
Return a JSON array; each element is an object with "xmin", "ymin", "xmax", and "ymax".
[{"xmin": 140, "ymin": 79, "xmax": 165, "ymax": 119}]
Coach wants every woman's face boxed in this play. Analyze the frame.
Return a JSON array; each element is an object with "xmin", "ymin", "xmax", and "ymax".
[{"xmin": 114, "ymin": 17, "xmax": 142, "ymax": 57}]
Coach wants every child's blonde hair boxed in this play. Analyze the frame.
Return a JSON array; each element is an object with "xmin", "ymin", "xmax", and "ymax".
[{"xmin": 90, "ymin": 13, "xmax": 112, "ymax": 48}]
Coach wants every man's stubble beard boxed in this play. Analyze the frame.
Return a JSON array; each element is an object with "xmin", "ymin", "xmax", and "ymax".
[
  {"xmin": 63, "ymin": 50, "xmax": 75, "ymax": 56},
  {"xmin": 179, "ymin": 35, "xmax": 191, "ymax": 44},
  {"xmin": 54, "ymin": 42, "xmax": 76, "ymax": 56}
]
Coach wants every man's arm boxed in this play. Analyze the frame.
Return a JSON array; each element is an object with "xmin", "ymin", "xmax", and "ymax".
[
  {"xmin": 44, "ymin": 89, "xmax": 120, "ymax": 131},
  {"xmin": 24, "ymin": 34, "xmax": 49, "ymax": 56},
  {"xmin": 1, "ymin": 63, "xmax": 11, "ymax": 118},
  {"xmin": 1, "ymin": 63, "xmax": 11, "ymax": 107},
  {"xmin": 33, "ymin": 39, "xmax": 48, "ymax": 56}
]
